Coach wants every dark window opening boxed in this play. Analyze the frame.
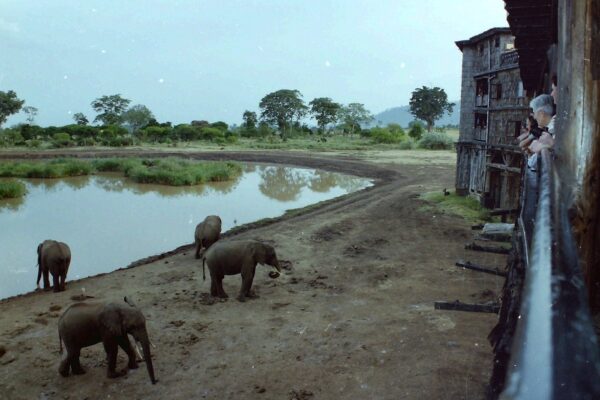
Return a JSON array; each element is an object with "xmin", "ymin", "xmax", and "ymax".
[
  {"xmin": 495, "ymin": 37, "xmax": 500, "ymax": 47},
  {"xmin": 474, "ymin": 113, "xmax": 487, "ymax": 129},
  {"xmin": 513, "ymin": 121, "xmax": 522, "ymax": 137},
  {"xmin": 479, "ymin": 43, "xmax": 484, "ymax": 54},
  {"xmin": 495, "ymin": 84, "xmax": 502, "ymax": 99}
]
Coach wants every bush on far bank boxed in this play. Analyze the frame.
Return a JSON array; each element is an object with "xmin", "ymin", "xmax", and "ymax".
[
  {"xmin": 417, "ymin": 132, "xmax": 454, "ymax": 150},
  {"xmin": 0, "ymin": 180, "xmax": 27, "ymax": 199}
]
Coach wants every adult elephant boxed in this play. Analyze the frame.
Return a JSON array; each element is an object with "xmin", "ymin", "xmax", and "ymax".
[
  {"xmin": 58, "ymin": 297, "xmax": 157, "ymax": 384},
  {"xmin": 37, "ymin": 240, "xmax": 71, "ymax": 292},
  {"xmin": 202, "ymin": 240, "xmax": 281, "ymax": 302},
  {"xmin": 194, "ymin": 215, "xmax": 222, "ymax": 259}
]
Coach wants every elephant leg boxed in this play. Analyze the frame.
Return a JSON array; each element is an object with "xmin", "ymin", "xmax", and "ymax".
[
  {"xmin": 103, "ymin": 339, "xmax": 125, "ymax": 378},
  {"xmin": 43, "ymin": 269, "xmax": 50, "ymax": 290},
  {"xmin": 195, "ymin": 241, "xmax": 202, "ymax": 259},
  {"xmin": 70, "ymin": 348, "xmax": 85, "ymax": 375},
  {"xmin": 238, "ymin": 267, "xmax": 256, "ymax": 302},
  {"xmin": 60, "ymin": 273, "xmax": 66, "ymax": 291},
  {"xmin": 59, "ymin": 352, "xmax": 71, "ymax": 377},
  {"xmin": 118, "ymin": 336, "xmax": 139, "ymax": 370},
  {"xmin": 210, "ymin": 275, "xmax": 219, "ymax": 297},
  {"xmin": 217, "ymin": 274, "xmax": 228, "ymax": 298},
  {"xmin": 52, "ymin": 274, "xmax": 60, "ymax": 293}
]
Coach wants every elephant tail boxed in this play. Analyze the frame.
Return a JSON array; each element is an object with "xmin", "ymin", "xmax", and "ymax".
[{"xmin": 202, "ymin": 257, "xmax": 206, "ymax": 281}]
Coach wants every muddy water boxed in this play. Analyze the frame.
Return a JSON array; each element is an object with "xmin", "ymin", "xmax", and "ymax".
[{"xmin": 0, "ymin": 164, "xmax": 370, "ymax": 299}]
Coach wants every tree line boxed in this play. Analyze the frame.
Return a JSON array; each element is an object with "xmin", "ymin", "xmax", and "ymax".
[{"xmin": 0, "ymin": 86, "xmax": 454, "ymax": 147}]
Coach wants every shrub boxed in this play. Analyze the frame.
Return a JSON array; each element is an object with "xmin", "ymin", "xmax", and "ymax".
[
  {"xmin": 210, "ymin": 121, "xmax": 229, "ymax": 131},
  {"xmin": 2, "ymin": 129, "xmax": 25, "ymax": 146},
  {"xmin": 398, "ymin": 139, "xmax": 416, "ymax": 149},
  {"xmin": 408, "ymin": 120, "xmax": 425, "ymax": 140},
  {"xmin": 0, "ymin": 180, "xmax": 27, "ymax": 199},
  {"xmin": 62, "ymin": 160, "xmax": 93, "ymax": 176},
  {"xmin": 139, "ymin": 126, "xmax": 172, "ymax": 143},
  {"xmin": 370, "ymin": 127, "xmax": 405, "ymax": 144},
  {"xmin": 52, "ymin": 132, "xmax": 72, "ymax": 148},
  {"xmin": 77, "ymin": 137, "xmax": 96, "ymax": 146},
  {"xmin": 199, "ymin": 127, "xmax": 225, "ymax": 141},
  {"xmin": 417, "ymin": 132, "xmax": 454, "ymax": 150},
  {"xmin": 173, "ymin": 124, "xmax": 200, "ymax": 141},
  {"xmin": 25, "ymin": 139, "xmax": 42, "ymax": 148}
]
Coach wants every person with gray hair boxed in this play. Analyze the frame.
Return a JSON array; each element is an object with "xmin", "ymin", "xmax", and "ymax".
[{"xmin": 528, "ymin": 94, "xmax": 556, "ymax": 154}]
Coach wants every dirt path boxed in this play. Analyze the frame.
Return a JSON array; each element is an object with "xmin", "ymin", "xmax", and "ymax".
[{"xmin": 0, "ymin": 150, "xmax": 506, "ymax": 400}]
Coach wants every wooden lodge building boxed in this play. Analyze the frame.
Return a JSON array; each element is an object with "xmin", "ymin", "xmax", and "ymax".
[{"xmin": 454, "ymin": 28, "xmax": 530, "ymax": 210}]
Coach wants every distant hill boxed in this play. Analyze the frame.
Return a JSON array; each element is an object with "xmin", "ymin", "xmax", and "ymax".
[{"xmin": 370, "ymin": 101, "xmax": 460, "ymax": 128}]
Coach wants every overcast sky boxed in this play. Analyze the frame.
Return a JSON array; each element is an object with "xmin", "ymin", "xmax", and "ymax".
[{"xmin": 1, "ymin": 0, "xmax": 508, "ymax": 127}]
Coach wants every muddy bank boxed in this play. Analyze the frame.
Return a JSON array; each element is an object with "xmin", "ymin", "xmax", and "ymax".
[{"xmin": 0, "ymin": 150, "xmax": 504, "ymax": 400}]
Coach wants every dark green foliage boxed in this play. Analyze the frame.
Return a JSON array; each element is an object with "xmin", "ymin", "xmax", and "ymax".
[
  {"xmin": 0, "ymin": 180, "xmax": 27, "ymax": 199},
  {"xmin": 0, "ymin": 90, "xmax": 25, "ymax": 127},
  {"xmin": 91, "ymin": 94, "xmax": 131, "ymax": 125},
  {"xmin": 122, "ymin": 104, "xmax": 155, "ymax": 133},
  {"xmin": 173, "ymin": 124, "xmax": 200, "ymax": 141},
  {"xmin": 408, "ymin": 120, "xmax": 425, "ymax": 140},
  {"xmin": 138, "ymin": 126, "xmax": 172, "ymax": 143},
  {"xmin": 210, "ymin": 121, "xmax": 229, "ymax": 131},
  {"xmin": 242, "ymin": 111, "xmax": 257, "ymax": 131},
  {"xmin": 259, "ymin": 89, "xmax": 308, "ymax": 138},
  {"xmin": 340, "ymin": 103, "xmax": 373, "ymax": 135},
  {"xmin": 199, "ymin": 127, "xmax": 225, "ymax": 141},
  {"xmin": 19, "ymin": 124, "xmax": 44, "ymax": 140},
  {"xmin": 409, "ymin": 86, "xmax": 454, "ymax": 132},
  {"xmin": 417, "ymin": 132, "xmax": 454, "ymax": 150},
  {"xmin": 1, "ymin": 128, "xmax": 25, "ymax": 146},
  {"xmin": 52, "ymin": 132, "xmax": 72, "ymax": 148},
  {"xmin": 73, "ymin": 112, "xmax": 89, "ymax": 125},
  {"xmin": 309, "ymin": 97, "xmax": 341, "ymax": 133},
  {"xmin": 370, "ymin": 127, "xmax": 406, "ymax": 144}
]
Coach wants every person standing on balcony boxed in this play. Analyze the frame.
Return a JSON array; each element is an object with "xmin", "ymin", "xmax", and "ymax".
[{"xmin": 528, "ymin": 94, "xmax": 555, "ymax": 153}]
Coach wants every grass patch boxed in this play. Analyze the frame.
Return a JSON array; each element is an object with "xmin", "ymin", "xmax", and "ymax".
[
  {"xmin": 0, "ymin": 180, "xmax": 27, "ymax": 199},
  {"xmin": 421, "ymin": 191, "xmax": 491, "ymax": 222},
  {"xmin": 0, "ymin": 158, "xmax": 242, "ymax": 187}
]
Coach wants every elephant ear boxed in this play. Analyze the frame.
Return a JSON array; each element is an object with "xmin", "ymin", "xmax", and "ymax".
[{"xmin": 99, "ymin": 304, "xmax": 124, "ymax": 337}]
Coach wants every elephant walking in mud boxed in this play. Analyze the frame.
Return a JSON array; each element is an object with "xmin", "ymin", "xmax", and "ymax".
[
  {"xmin": 202, "ymin": 240, "xmax": 281, "ymax": 302},
  {"xmin": 194, "ymin": 215, "xmax": 222, "ymax": 259},
  {"xmin": 37, "ymin": 240, "xmax": 71, "ymax": 292},
  {"xmin": 58, "ymin": 297, "xmax": 157, "ymax": 384}
]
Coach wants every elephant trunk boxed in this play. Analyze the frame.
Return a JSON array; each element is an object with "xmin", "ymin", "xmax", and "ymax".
[
  {"xmin": 273, "ymin": 258, "xmax": 281, "ymax": 272},
  {"xmin": 139, "ymin": 332, "xmax": 157, "ymax": 384}
]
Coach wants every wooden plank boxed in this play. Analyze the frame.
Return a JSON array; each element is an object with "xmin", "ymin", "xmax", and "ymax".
[
  {"xmin": 465, "ymin": 242, "xmax": 511, "ymax": 254},
  {"xmin": 489, "ymin": 208, "xmax": 519, "ymax": 216},
  {"xmin": 487, "ymin": 162, "xmax": 522, "ymax": 174},
  {"xmin": 434, "ymin": 300, "xmax": 500, "ymax": 314},
  {"xmin": 455, "ymin": 260, "xmax": 507, "ymax": 277}
]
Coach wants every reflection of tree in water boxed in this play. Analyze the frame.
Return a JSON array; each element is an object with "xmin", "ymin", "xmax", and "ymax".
[
  {"xmin": 94, "ymin": 176, "xmax": 207, "ymax": 198},
  {"xmin": 0, "ymin": 196, "xmax": 25, "ymax": 212},
  {"xmin": 62, "ymin": 176, "xmax": 91, "ymax": 190},
  {"xmin": 207, "ymin": 173, "xmax": 242, "ymax": 195},
  {"xmin": 259, "ymin": 166, "xmax": 308, "ymax": 201},
  {"xmin": 333, "ymin": 174, "xmax": 370, "ymax": 193},
  {"xmin": 308, "ymin": 171, "xmax": 338, "ymax": 193}
]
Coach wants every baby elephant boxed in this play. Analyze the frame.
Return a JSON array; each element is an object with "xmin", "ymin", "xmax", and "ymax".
[
  {"xmin": 37, "ymin": 240, "xmax": 71, "ymax": 292},
  {"xmin": 194, "ymin": 215, "xmax": 222, "ymax": 259},
  {"xmin": 203, "ymin": 240, "xmax": 281, "ymax": 302},
  {"xmin": 58, "ymin": 297, "xmax": 157, "ymax": 384}
]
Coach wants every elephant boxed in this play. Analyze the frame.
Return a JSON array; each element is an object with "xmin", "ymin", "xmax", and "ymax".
[
  {"xmin": 202, "ymin": 240, "xmax": 281, "ymax": 302},
  {"xmin": 37, "ymin": 240, "xmax": 71, "ymax": 292},
  {"xmin": 58, "ymin": 297, "xmax": 157, "ymax": 384},
  {"xmin": 194, "ymin": 215, "xmax": 222, "ymax": 259}
]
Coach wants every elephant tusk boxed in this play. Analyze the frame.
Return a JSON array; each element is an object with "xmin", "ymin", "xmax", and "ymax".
[{"xmin": 150, "ymin": 340, "xmax": 157, "ymax": 349}]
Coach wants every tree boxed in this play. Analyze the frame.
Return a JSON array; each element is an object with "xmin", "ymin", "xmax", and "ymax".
[
  {"xmin": 340, "ymin": 103, "xmax": 373, "ymax": 135},
  {"xmin": 73, "ymin": 112, "xmax": 89, "ymax": 126},
  {"xmin": 121, "ymin": 104, "xmax": 154, "ymax": 133},
  {"xmin": 0, "ymin": 90, "xmax": 25, "ymax": 127},
  {"xmin": 259, "ymin": 89, "xmax": 307, "ymax": 139},
  {"xmin": 309, "ymin": 97, "xmax": 341, "ymax": 133},
  {"xmin": 242, "ymin": 110, "xmax": 257, "ymax": 130},
  {"xmin": 408, "ymin": 120, "xmax": 425, "ymax": 140},
  {"xmin": 22, "ymin": 106, "xmax": 38, "ymax": 124},
  {"xmin": 409, "ymin": 86, "xmax": 454, "ymax": 132},
  {"xmin": 91, "ymin": 94, "xmax": 131, "ymax": 125}
]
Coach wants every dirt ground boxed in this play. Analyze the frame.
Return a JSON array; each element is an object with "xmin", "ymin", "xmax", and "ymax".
[{"xmin": 0, "ymin": 150, "xmax": 508, "ymax": 400}]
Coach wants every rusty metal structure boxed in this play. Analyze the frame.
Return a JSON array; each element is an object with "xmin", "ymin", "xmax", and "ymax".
[
  {"xmin": 486, "ymin": 1, "xmax": 600, "ymax": 399},
  {"xmin": 455, "ymin": 28, "xmax": 529, "ymax": 209}
]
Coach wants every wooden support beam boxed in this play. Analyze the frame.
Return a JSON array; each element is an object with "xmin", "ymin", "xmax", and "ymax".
[
  {"xmin": 434, "ymin": 300, "xmax": 500, "ymax": 314},
  {"xmin": 465, "ymin": 242, "xmax": 511, "ymax": 254},
  {"xmin": 489, "ymin": 208, "xmax": 519, "ymax": 216},
  {"xmin": 487, "ymin": 162, "xmax": 522, "ymax": 174},
  {"xmin": 455, "ymin": 260, "xmax": 507, "ymax": 277}
]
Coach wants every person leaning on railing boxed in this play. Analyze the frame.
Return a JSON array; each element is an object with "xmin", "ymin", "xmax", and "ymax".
[{"xmin": 517, "ymin": 94, "xmax": 556, "ymax": 171}]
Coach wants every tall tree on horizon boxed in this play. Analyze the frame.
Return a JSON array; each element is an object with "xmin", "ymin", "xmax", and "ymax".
[
  {"xmin": 0, "ymin": 90, "xmax": 25, "ymax": 128},
  {"xmin": 91, "ymin": 94, "xmax": 131, "ymax": 125},
  {"xmin": 259, "ymin": 89, "xmax": 307, "ymax": 139},
  {"xmin": 409, "ymin": 86, "xmax": 454, "ymax": 132},
  {"xmin": 309, "ymin": 97, "xmax": 341, "ymax": 133}
]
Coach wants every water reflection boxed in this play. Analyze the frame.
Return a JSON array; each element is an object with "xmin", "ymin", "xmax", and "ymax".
[{"xmin": 0, "ymin": 164, "xmax": 370, "ymax": 298}]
